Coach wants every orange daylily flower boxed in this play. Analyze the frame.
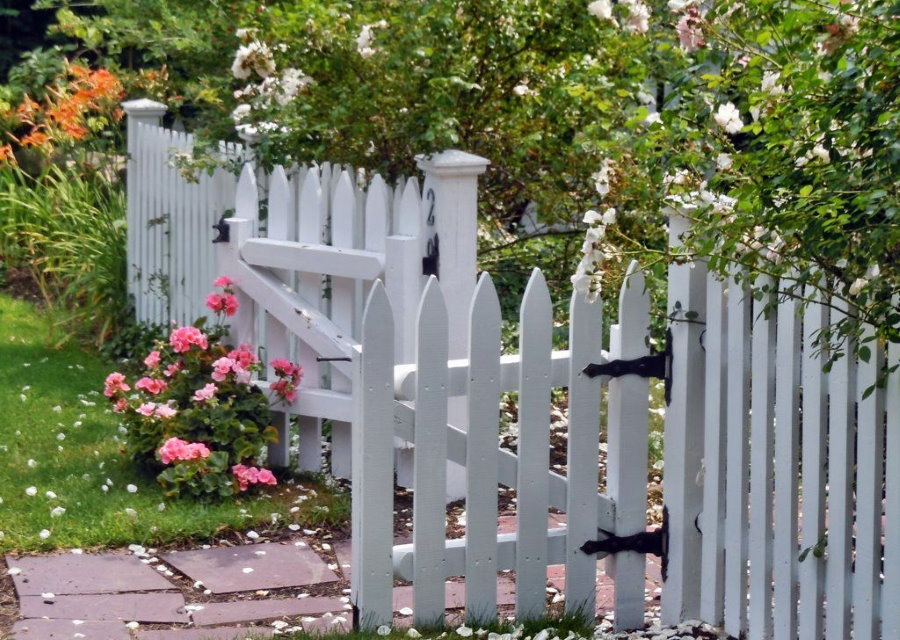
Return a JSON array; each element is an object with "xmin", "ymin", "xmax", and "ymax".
[{"xmin": 20, "ymin": 130, "xmax": 50, "ymax": 147}]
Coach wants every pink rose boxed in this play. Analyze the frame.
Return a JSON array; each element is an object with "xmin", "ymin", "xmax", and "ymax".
[
  {"xmin": 169, "ymin": 326, "xmax": 209, "ymax": 354},
  {"xmin": 103, "ymin": 372, "xmax": 130, "ymax": 397},
  {"xmin": 205, "ymin": 293, "xmax": 225, "ymax": 313},
  {"xmin": 223, "ymin": 294, "xmax": 239, "ymax": 316},
  {"xmin": 256, "ymin": 468, "xmax": 277, "ymax": 486},
  {"xmin": 137, "ymin": 403, "xmax": 157, "ymax": 417},
  {"xmin": 135, "ymin": 377, "xmax": 168, "ymax": 395},
  {"xmin": 192, "ymin": 383, "xmax": 218, "ymax": 403},
  {"xmin": 213, "ymin": 276, "xmax": 233, "ymax": 287},
  {"xmin": 144, "ymin": 350, "xmax": 161, "ymax": 369}
]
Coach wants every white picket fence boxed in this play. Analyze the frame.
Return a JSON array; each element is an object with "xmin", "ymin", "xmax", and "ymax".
[
  {"xmin": 660, "ymin": 213, "xmax": 900, "ymax": 640},
  {"xmin": 352, "ymin": 264, "xmax": 655, "ymax": 629}
]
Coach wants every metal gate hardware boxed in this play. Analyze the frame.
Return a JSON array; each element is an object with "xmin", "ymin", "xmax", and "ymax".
[
  {"xmin": 582, "ymin": 328, "xmax": 673, "ymax": 405},
  {"xmin": 580, "ymin": 506, "xmax": 669, "ymax": 582},
  {"xmin": 212, "ymin": 214, "xmax": 230, "ymax": 243}
]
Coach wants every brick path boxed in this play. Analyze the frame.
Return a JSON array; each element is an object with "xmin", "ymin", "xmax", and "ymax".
[{"xmin": 3, "ymin": 515, "xmax": 664, "ymax": 639}]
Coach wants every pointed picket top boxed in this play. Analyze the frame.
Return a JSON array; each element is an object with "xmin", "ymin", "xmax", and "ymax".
[
  {"xmin": 470, "ymin": 272, "xmax": 502, "ymax": 329},
  {"xmin": 332, "ymin": 170, "xmax": 357, "ymax": 249},
  {"xmin": 617, "ymin": 260, "xmax": 649, "ymax": 356},
  {"xmin": 365, "ymin": 173, "xmax": 390, "ymax": 252},
  {"xmin": 417, "ymin": 275, "xmax": 448, "ymax": 330},
  {"xmin": 298, "ymin": 167, "xmax": 322, "ymax": 243},
  {"xmin": 362, "ymin": 279, "xmax": 394, "ymax": 341},
  {"xmin": 235, "ymin": 163, "xmax": 259, "ymax": 222},
  {"xmin": 268, "ymin": 165, "xmax": 292, "ymax": 241},
  {"xmin": 397, "ymin": 176, "xmax": 421, "ymax": 237},
  {"xmin": 521, "ymin": 268, "xmax": 552, "ymax": 322}
]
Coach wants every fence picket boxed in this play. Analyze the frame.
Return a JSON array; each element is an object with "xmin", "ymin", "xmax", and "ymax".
[
  {"xmin": 884, "ymin": 339, "xmax": 900, "ymax": 638},
  {"xmin": 724, "ymin": 270, "xmax": 751, "ymax": 637},
  {"xmin": 464, "ymin": 274, "xmax": 502, "ymax": 623},
  {"xmin": 411, "ymin": 278, "xmax": 450, "ymax": 625},
  {"xmin": 748, "ymin": 275, "xmax": 775, "ymax": 640},
  {"xmin": 853, "ymin": 324, "xmax": 885, "ymax": 640},
  {"xmin": 606, "ymin": 261, "xmax": 650, "ymax": 630},
  {"xmin": 564, "ymin": 285, "xmax": 603, "ymax": 619},
  {"xmin": 329, "ymin": 171, "xmax": 358, "ymax": 479},
  {"xmin": 773, "ymin": 283, "xmax": 800, "ymax": 640},
  {"xmin": 825, "ymin": 296, "xmax": 855, "ymax": 640},
  {"xmin": 515, "ymin": 268, "xmax": 553, "ymax": 621},
  {"xmin": 798, "ymin": 284, "xmax": 828, "ymax": 640},
  {"xmin": 700, "ymin": 273, "xmax": 727, "ymax": 624},
  {"xmin": 351, "ymin": 282, "xmax": 394, "ymax": 630}
]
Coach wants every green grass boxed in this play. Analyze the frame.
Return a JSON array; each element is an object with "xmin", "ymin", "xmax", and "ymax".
[{"xmin": 0, "ymin": 294, "xmax": 349, "ymax": 553}]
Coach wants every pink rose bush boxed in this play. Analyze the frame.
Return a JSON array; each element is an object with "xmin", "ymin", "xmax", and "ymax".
[{"xmin": 103, "ymin": 276, "xmax": 301, "ymax": 500}]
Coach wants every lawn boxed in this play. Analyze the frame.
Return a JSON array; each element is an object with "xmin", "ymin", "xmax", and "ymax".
[{"xmin": 0, "ymin": 294, "xmax": 349, "ymax": 553}]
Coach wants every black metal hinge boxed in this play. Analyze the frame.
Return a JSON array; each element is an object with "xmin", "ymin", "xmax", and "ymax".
[
  {"xmin": 422, "ymin": 234, "xmax": 439, "ymax": 277},
  {"xmin": 580, "ymin": 505, "xmax": 669, "ymax": 582},
  {"xmin": 212, "ymin": 214, "xmax": 230, "ymax": 243},
  {"xmin": 582, "ymin": 328, "xmax": 673, "ymax": 405}
]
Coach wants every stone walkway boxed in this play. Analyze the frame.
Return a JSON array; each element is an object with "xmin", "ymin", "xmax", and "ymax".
[{"xmin": 3, "ymin": 515, "xmax": 664, "ymax": 639}]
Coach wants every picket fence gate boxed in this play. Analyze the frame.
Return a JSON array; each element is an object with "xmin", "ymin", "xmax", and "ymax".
[{"xmin": 123, "ymin": 101, "xmax": 900, "ymax": 638}]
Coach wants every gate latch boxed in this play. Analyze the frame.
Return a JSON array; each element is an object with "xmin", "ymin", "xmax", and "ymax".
[
  {"xmin": 212, "ymin": 214, "xmax": 230, "ymax": 243},
  {"xmin": 580, "ymin": 506, "xmax": 669, "ymax": 582},
  {"xmin": 582, "ymin": 328, "xmax": 672, "ymax": 405}
]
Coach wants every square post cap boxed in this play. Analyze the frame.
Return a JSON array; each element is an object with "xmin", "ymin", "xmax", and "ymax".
[
  {"xmin": 416, "ymin": 149, "xmax": 490, "ymax": 177},
  {"xmin": 121, "ymin": 98, "xmax": 168, "ymax": 117}
]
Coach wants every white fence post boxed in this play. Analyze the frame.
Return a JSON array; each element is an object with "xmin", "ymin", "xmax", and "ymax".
[
  {"xmin": 883, "ymin": 337, "xmax": 900, "ymax": 638},
  {"xmin": 122, "ymin": 98, "xmax": 167, "ymax": 324},
  {"xmin": 351, "ymin": 282, "xmax": 395, "ymax": 630},
  {"xmin": 661, "ymin": 209, "xmax": 706, "ymax": 624},
  {"xmin": 417, "ymin": 150, "xmax": 489, "ymax": 501}
]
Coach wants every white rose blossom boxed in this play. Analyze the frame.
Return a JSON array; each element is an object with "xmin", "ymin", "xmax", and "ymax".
[
  {"xmin": 587, "ymin": 0, "xmax": 615, "ymax": 22},
  {"xmin": 714, "ymin": 102, "xmax": 744, "ymax": 134}
]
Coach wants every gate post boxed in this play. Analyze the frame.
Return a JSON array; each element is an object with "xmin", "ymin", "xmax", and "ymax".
[
  {"xmin": 121, "ymin": 98, "xmax": 168, "ymax": 324},
  {"xmin": 661, "ymin": 208, "xmax": 707, "ymax": 624},
  {"xmin": 416, "ymin": 150, "xmax": 489, "ymax": 501}
]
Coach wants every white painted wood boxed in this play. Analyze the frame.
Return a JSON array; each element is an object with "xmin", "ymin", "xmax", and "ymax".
[
  {"xmin": 724, "ymin": 269, "xmax": 751, "ymax": 638},
  {"xmin": 296, "ymin": 168, "xmax": 324, "ymax": 473},
  {"xmin": 853, "ymin": 324, "xmax": 885, "ymax": 640},
  {"xmin": 394, "ymin": 350, "xmax": 581, "ymax": 400},
  {"xmin": 748, "ymin": 275, "xmax": 775, "ymax": 640},
  {"xmin": 253, "ymin": 383, "xmax": 352, "ymax": 422},
  {"xmin": 413, "ymin": 277, "xmax": 449, "ymax": 626},
  {"xmin": 661, "ymin": 210, "xmax": 707, "ymax": 625},
  {"xmin": 385, "ymin": 236, "xmax": 421, "ymax": 365},
  {"xmin": 825, "ymin": 296, "xmax": 855, "ymax": 640},
  {"xmin": 798, "ymin": 285, "xmax": 828, "ymax": 640},
  {"xmin": 240, "ymin": 239, "xmax": 385, "ymax": 279},
  {"xmin": 393, "ymin": 527, "xmax": 578, "ymax": 582},
  {"xmin": 606, "ymin": 261, "xmax": 650, "ymax": 630},
  {"xmin": 464, "ymin": 274, "xmax": 502, "ymax": 623},
  {"xmin": 351, "ymin": 282, "xmax": 394, "ymax": 630},
  {"xmin": 883, "ymin": 338, "xmax": 900, "ymax": 639},
  {"xmin": 773, "ymin": 282, "xmax": 800, "ymax": 640},
  {"xmin": 365, "ymin": 174, "xmax": 390, "ymax": 253},
  {"xmin": 700, "ymin": 273, "xmax": 727, "ymax": 625},
  {"xmin": 515, "ymin": 268, "xmax": 553, "ymax": 621},
  {"xmin": 564, "ymin": 284, "xmax": 603, "ymax": 619},
  {"xmin": 235, "ymin": 163, "xmax": 259, "ymax": 229},
  {"xmin": 265, "ymin": 166, "xmax": 293, "ymax": 468},
  {"xmin": 329, "ymin": 170, "xmax": 358, "ymax": 479}
]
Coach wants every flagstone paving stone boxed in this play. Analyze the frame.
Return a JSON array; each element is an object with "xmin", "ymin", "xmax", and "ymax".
[
  {"xmin": 160, "ymin": 543, "xmax": 340, "ymax": 594},
  {"xmin": 4, "ymin": 553, "xmax": 176, "ymax": 596},
  {"xmin": 10, "ymin": 618, "xmax": 131, "ymax": 639},
  {"xmin": 136, "ymin": 626, "xmax": 274, "ymax": 640},
  {"xmin": 18, "ymin": 592, "xmax": 189, "ymax": 623},
  {"xmin": 192, "ymin": 596, "xmax": 348, "ymax": 626}
]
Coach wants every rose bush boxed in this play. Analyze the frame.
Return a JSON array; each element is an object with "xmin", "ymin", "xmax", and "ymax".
[{"xmin": 103, "ymin": 277, "xmax": 303, "ymax": 500}]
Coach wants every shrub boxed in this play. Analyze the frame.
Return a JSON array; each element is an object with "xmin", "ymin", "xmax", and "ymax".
[{"xmin": 103, "ymin": 278, "xmax": 303, "ymax": 500}]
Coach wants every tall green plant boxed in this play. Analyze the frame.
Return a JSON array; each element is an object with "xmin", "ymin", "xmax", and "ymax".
[{"xmin": 0, "ymin": 164, "xmax": 128, "ymax": 345}]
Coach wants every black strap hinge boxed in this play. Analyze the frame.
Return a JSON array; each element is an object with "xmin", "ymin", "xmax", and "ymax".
[
  {"xmin": 580, "ymin": 506, "xmax": 669, "ymax": 582},
  {"xmin": 582, "ymin": 328, "xmax": 673, "ymax": 405},
  {"xmin": 212, "ymin": 214, "xmax": 230, "ymax": 243}
]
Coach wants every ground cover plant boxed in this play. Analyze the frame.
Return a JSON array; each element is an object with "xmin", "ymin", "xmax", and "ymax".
[{"xmin": 0, "ymin": 294, "xmax": 348, "ymax": 553}]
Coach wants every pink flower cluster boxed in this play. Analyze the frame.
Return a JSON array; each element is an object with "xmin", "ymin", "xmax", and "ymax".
[
  {"xmin": 206, "ymin": 276, "xmax": 240, "ymax": 316},
  {"xmin": 192, "ymin": 383, "xmax": 218, "ymax": 403},
  {"xmin": 169, "ymin": 326, "xmax": 209, "ymax": 353},
  {"xmin": 232, "ymin": 464, "xmax": 277, "ymax": 491},
  {"xmin": 103, "ymin": 372, "xmax": 130, "ymax": 397},
  {"xmin": 135, "ymin": 376, "xmax": 168, "ymax": 395},
  {"xmin": 270, "ymin": 358, "xmax": 303, "ymax": 404},
  {"xmin": 675, "ymin": 6, "xmax": 705, "ymax": 53},
  {"xmin": 144, "ymin": 350, "xmax": 161, "ymax": 368},
  {"xmin": 137, "ymin": 402, "xmax": 178, "ymax": 419},
  {"xmin": 159, "ymin": 437, "xmax": 211, "ymax": 465}
]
